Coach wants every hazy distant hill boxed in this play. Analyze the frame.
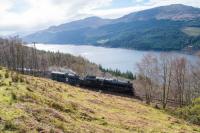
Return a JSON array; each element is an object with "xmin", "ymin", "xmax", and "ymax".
[
  {"xmin": 24, "ymin": 4, "xmax": 200, "ymax": 50},
  {"xmin": 24, "ymin": 17, "xmax": 111, "ymax": 44},
  {"xmin": 48, "ymin": 17, "xmax": 112, "ymax": 32}
]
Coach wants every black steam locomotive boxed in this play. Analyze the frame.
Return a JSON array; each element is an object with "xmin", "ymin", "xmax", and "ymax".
[
  {"xmin": 51, "ymin": 71, "xmax": 134, "ymax": 96},
  {"xmin": 51, "ymin": 71, "xmax": 80, "ymax": 85}
]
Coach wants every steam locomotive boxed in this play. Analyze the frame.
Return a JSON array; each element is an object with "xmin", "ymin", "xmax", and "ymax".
[{"xmin": 51, "ymin": 71, "xmax": 134, "ymax": 96}]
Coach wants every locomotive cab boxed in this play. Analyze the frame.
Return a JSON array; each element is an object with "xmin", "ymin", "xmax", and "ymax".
[
  {"xmin": 51, "ymin": 71, "xmax": 79, "ymax": 85},
  {"xmin": 51, "ymin": 71, "xmax": 67, "ymax": 82}
]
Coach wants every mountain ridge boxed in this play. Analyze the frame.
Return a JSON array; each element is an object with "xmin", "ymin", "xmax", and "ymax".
[
  {"xmin": 24, "ymin": 4, "xmax": 200, "ymax": 50},
  {"xmin": 116, "ymin": 4, "xmax": 200, "ymax": 22}
]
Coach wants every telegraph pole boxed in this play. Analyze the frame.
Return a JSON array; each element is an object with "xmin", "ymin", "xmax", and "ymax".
[{"xmin": 32, "ymin": 42, "xmax": 38, "ymax": 75}]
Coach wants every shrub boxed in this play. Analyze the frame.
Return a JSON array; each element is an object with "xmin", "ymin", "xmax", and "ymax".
[
  {"xmin": 19, "ymin": 76, "xmax": 24, "ymax": 83},
  {"xmin": 0, "ymin": 81, "xmax": 3, "ymax": 86},
  {"xmin": 9, "ymin": 81, "xmax": 12, "ymax": 86},
  {"xmin": 11, "ymin": 74, "xmax": 19, "ymax": 82},
  {"xmin": 26, "ymin": 79, "xmax": 30, "ymax": 84},
  {"xmin": 175, "ymin": 97, "xmax": 200, "ymax": 125},
  {"xmin": 0, "ymin": 74, "xmax": 2, "ymax": 79},
  {"xmin": 79, "ymin": 112, "xmax": 94, "ymax": 121},
  {"xmin": 5, "ymin": 72, "xmax": 9, "ymax": 78},
  {"xmin": 4, "ymin": 121, "xmax": 18, "ymax": 131},
  {"xmin": 0, "ymin": 81, "xmax": 7, "ymax": 86},
  {"xmin": 0, "ymin": 66, "xmax": 2, "ymax": 70},
  {"xmin": 11, "ymin": 92, "xmax": 17, "ymax": 101}
]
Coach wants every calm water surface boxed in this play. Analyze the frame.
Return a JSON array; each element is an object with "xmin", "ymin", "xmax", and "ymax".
[{"xmin": 29, "ymin": 44, "xmax": 199, "ymax": 73}]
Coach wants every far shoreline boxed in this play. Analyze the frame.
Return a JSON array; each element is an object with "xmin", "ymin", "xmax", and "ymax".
[{"xmin": 27, "ymin": 42, "xmax": 199, "ymax": 56}]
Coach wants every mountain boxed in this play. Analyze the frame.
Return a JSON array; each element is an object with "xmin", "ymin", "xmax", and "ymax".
[
  {"xmin": 47, "ymin": 17, "xmax": 112, "ymax": 32},
  {"xmin": 24, "ymin": 17, "xmax": 111, "ymax": 44},
  {"xmin": 117, "ymin": 4, "xmax": 200, "ymax": 22},
  {"xmin": 24, "ymin": 4, "xmax": 200, "ymax": 50}
]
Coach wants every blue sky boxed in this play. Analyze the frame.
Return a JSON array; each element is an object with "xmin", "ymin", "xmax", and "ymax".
[
  {"xmin": 8, "ymin": 0, "xmax": 30, "ymax": 13},
  {"xmin": 0, "ymin": 0, "xmax": 199, "ymax": 35},
  {"xmin": 108, "ymin": 0, "xmax": 149, "ymax": 8},
  {"xmin": 106, "ymin": 0, "xmax": 140, "ymax": 8}
]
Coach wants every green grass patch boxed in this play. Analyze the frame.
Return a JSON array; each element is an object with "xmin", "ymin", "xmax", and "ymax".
[{"xmin": 182, "ymin": 27, "xmax": 200, "ymax": 37}]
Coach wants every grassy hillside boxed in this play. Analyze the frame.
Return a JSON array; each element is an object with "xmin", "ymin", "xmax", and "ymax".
[
  {"xmin": 0, "ymin": 67, "xmax": 199, "ymax": 133},
  {"xmin": 182, "ymin": 27, "xmax": 200, "ymax": 37}
]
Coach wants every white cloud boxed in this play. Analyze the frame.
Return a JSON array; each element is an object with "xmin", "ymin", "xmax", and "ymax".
[
  {"xmin": 0, "ymin": 0, "xmax": 113, "ymax": 35},
  {"xmin": 0, "ymin": 0, "xmax": 199, "ymax": 35}
]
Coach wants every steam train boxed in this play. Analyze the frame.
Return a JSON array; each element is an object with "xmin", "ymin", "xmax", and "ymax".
[{"xmin": 51, "ymin": 71, "xmax": 134, "ymax": 96}]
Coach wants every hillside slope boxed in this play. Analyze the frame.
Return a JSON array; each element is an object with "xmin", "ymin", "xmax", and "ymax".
[
  {"xmin": 116, "ymin": 4, "xmax": 200, "ymax": 22},
  {"xmin": 24, "ymin": 4, "xmax": 200, "ymax": 50},
  {"xmin": 0, "ymin": 68, "xmax": 199, "ymax": 132}
]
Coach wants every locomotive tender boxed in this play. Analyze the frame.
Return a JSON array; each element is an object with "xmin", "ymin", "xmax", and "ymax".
[{"xmin": 51, "ymin": 71, "xmax": 134, "ymax": 96}]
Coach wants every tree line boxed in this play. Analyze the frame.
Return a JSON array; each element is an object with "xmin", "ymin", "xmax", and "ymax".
[
  {"xmin": 0, "ymin": 37, "xmax": 101, "ymax": 76},
  {"xmin": 99, "ymin": 65, "xmax": 136, "ymax": 80}
]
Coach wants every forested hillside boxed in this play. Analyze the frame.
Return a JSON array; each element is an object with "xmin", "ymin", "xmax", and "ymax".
[
  {"xmin": 0, "ymin": 37, "xmax": 101, "ymax": 76},
  {"xmin": 89, "ymin": 19, "xmax": 200, "ymax": 50}
]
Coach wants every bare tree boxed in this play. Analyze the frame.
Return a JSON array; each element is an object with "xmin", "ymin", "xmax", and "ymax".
[
  {"xmin": 189, "ymin": 57, "xmax": 200, "ymax": 102},
  {"xmin": 136, "ymin": 54, "xmax": 194, "ymax": 108},
  {"xmin": 158, "ymin": 54, "xmax": 174, "ymax": 109},
  {"xmin": 173, "ymin": 57, "xmax": 188, "ymax": 107},
  {"xmin": 137, "ymin": 54, "xmax": 158, "ymax": 104}
]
